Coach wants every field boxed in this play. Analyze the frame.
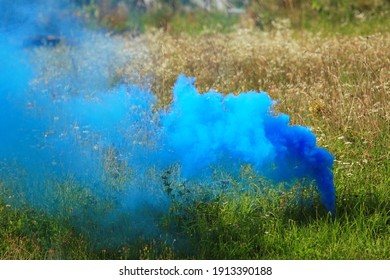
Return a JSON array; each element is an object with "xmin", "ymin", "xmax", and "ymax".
[{"xmin": 0, "ymin": 1, "xmax": 389, "ymax": 260}]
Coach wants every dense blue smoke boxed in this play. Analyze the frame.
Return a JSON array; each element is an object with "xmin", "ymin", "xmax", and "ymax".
[
  {"xmin": 0, "ymin": 36, "xmax": 169, "ymax": 244},
  {"xmin": 0, "ymin": 0, "xmax": 167, "ymax": 246},
  {"xmin": 0, "ymin": 0, "xmax": 335, "ymax": 247},
  {"xmin": 161, "ymin": 75, "xmax": 335, "ymax": 212}
]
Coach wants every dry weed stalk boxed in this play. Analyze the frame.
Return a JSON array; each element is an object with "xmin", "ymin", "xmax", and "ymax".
[{"xmin": 122, "ymin": 30, "xmax": 389, "ymax": 143}]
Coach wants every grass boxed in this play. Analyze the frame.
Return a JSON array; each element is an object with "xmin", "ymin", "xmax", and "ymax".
[
  {"xmin": 245, "ymin": 0, "xmax": 390, "ymax": 35},
  {"xmin": 1, "ymin": 4, "xmax": 389, "ymax": 259},
  {"xmin": 0, "ymin": 192, "xmax": 91, "ymax": 259},
  {"xmin": 143, "ymin": 10, "xmax": 241, "ymax": 34},
  {"xmin": 78, "ymin": 0, "xmax": 390, "ymax": 35},
  {"xmin": 1, "ymin": 157, "xmax": 388, "ymax": 259}
]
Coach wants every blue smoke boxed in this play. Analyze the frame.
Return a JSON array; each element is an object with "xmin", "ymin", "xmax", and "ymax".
[
  {"xmin": 0, "ymin": 0, "xmax": 168, "ymax": 246},
  {"xmin": 0, "ymin": 0, "xmax": 335, "ymax": 247},
  {"xmin": 0, "ymin": 38, "xmax": 169, "ymax": 244},
  {"xmin": 161, "ymin": 75, "xmax": 335, "ymax": 212}
]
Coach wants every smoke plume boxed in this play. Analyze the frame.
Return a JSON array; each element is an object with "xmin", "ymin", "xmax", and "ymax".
[{"xmin": 0, "ymin": 0, "xmax": 335, "ymax": 248}]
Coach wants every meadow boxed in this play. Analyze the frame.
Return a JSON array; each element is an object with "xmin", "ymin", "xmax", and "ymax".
[{"xmin": 0, "ymin": 1, "xmax": 389, "ymax": 260}]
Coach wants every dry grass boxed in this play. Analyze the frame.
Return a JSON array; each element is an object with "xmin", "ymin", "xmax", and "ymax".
[
  {"xmin": 1, "ymin": 27, "xmax": 388, "ymax": 259},
  {"xmin": 119, "ymin": 29, "xmax": 389, "ymax": 259},
  {"xmin": 121, "ymin": 30, "xmax": 389, "ymax": 147}
]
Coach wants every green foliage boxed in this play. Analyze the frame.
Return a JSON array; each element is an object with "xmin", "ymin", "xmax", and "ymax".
[
  {"xmin": 74, "ymin": 0, "xmax": 389, "ymax": 35},
  {"xmin": 161, "ymin": 157, "xmax": 389, "ymax": 259},
  {"xmin": 0, "ymin": 194, "xmax": 92, "ymax": 259},
  {"xmin": 1, "ymin": 141, "xmax": 388, "ymax": 259},
  {"xmin": 246, "ymin": 0, "xmax": 390, "ymax": 34},
  {"xmin": 144, "ymin": 11, "xmax": 240, "ymax": 34},
  {"xmin": 1, "ymin": 1, "xmax": 389, "ymax": 259}
]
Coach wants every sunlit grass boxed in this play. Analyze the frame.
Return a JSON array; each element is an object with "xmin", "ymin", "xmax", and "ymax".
[{"xmin": 1, "ymin": 8, "xmax": 389, "ymax": 259}]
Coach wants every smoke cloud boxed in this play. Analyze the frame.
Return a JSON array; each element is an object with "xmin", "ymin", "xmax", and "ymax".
[
  {"xmin": 0, "ymin": 0, "xmax": 335, "ymax": 248},
  {"xmin": 161, "ymin": 75, "xmax": 335, "ymax": 212}
]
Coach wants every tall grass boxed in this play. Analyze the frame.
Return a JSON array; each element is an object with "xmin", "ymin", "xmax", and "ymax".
[
  {"xmin": 1, "ymin": 20, "xmax": 389, "ymax": 259},
  {"xmin": 77, "ymin": 0, "xmax": 390, "ymax": 35}
]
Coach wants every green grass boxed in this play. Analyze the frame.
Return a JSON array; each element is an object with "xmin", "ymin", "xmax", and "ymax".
[
  {"xmin": 77, "ymin": 0, "xmax": 389, "ymax": 36},
  {"xmin": 0, "ymin": 197, "xmax": 91, "ymax": 259},
  {"xmin": 163, "ymin": 148, "xmax": 389, "ymax": 259},
  {"xmin": 1, "ymin": 2, "xmax": 389, "ymax": 260},
  {"xmin": 157, "ymin": 11, "xmax": 240, "ymax": 35},
  {"xmin": 300, "ymin": 11, "xmax": 390, "ymax": 35},
  {"xmin": 1, "ymin": 141, "xmax": 388, "ymax": 259}
]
